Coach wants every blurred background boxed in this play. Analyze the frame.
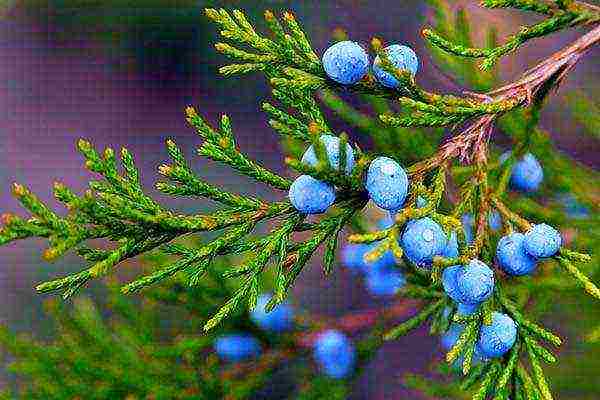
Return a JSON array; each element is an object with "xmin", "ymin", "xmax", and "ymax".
[{"xmin": 0, "ymin": 1, "xmax": 598, "ymax": 398}]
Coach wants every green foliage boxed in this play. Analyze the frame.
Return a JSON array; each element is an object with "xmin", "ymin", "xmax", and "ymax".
[{"xmin": 1, "ymin": 0, "xmax": 599, "ymax": 399}]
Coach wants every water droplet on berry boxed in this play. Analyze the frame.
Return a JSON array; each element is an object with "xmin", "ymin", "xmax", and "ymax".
[{"xmin": 422, "ymin": 229, "xmax": 434, "ymax": 242}]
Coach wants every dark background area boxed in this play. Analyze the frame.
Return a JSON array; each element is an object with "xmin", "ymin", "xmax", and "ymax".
[{"xmin": 0, "ymin": 1, "xmax": 598, "ymax": 398}]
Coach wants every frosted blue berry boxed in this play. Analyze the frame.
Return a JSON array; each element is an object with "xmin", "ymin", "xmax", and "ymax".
[
  {"xmin": 442, "ymin": 231, "xmax": 459, "ymax": 258},
  {"xmin": 442, "ymin": 265, "xmax": 463, "ymax": 303},
  {"xmin": 289, "ymin": 175, "xmax": 335, "ymax": 214},
  {"xmin": 301, "ymin": 134, "xmax": 355, "ymax": 175},
  {"xmin": 524, "ymin": 223, "xmax": 562, "ymax": 258},
  {"xmin": 496, "ymin": 233, "xmax": 537, "ymax": 276},
  {"xmin": 341, "ymin": 243, "xmax": 371, "ymax": 274},
  {"xmin": 313, "ymin": 330, "xmax": 355, "ymax": 379},
  {"xmin": 416, "ymin": 196, "xmax": 428, "ymax": 208},
  {"xmin": 510, "ymin": 153, "xmax": 543, "ymax": 192},
  {"xmin": 373, "ymin": 44, "xmax": 419, "ymax": 88},
  {"xmin": 250, "ymin": 293, "xmax": 294, "ymax": 333},
  {"xmin": 400, "ymin": 217, "xmax": 447, "ymax": 267},
  {"xmin": 214, "ymin": 334, "xmax": 261, "ymax": 362},
  {"xmin": 478, "ymin": 312, "xmax": 517, "ymax": 358},
  {"xmin": 366, "ymin": 157, "xmax": 409, "ymax": 211},
  {"xmin": 322, "ymin": 41, "xmax": 369, "ymax": 85},
  {"xmin": 456, "ymin": 260, "xmax": 494, "ymax": 305},
  {"xmin": 365, "ymin": 268, "xmax": 406, "ymax": 297}
]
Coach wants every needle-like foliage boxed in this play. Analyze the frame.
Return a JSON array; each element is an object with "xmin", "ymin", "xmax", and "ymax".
[{"xmin": 1, "ymin": 1, "xmax": 599, "ymax": 399}]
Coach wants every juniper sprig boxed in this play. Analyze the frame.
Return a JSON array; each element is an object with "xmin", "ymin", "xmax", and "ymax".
[{"xmin": 1, "ymin": 1, "xmax": 599, "ymax": 399}]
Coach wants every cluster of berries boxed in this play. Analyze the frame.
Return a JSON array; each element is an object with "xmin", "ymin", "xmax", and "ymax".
[
  {"xmin": 289, "ymin": 39, "xmax": 421, "ymax": 215},
  {"xmin": 213, "ymin": 293, "xmax": 356, "ymax": 379},
  {"xmin": 497, "ymin": 223, "xmax": 562, "ymax": 276},
  {"xmin": 441, "ymin": 260, "xmax": 517, "ymax": 362},
  {"xmin": 322, "ymin": 40, "xmax": 419, "ymax": 87}
]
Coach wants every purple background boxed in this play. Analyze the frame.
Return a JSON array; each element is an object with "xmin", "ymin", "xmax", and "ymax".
[{"xmin": 0, "ymin": 1, "xmax": 598, "ymax": 397}]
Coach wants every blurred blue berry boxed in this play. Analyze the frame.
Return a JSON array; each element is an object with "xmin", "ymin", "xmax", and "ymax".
[
  {"xmin": 416, "ymin": 196, "xmax": 428, "ymax": 208},
  {"xmin": 557, "ymin": 193, "xmax": 589, "ymax": 219},
  {"xmin": 462, "ymin": 213, "xmax": 474, "ymax": 244},
  {"xmin": 289, "ymin": 175, "xmax": 335, "ymax": 214},
  {"xmin": 366, "ymin": 157, "xmax": 409, "ymax": 211},
  {"xmin": 441, "ymin": 323, "xmax": 464, "ymax": 351},
  {"xmin": 214, "ymin": 334, "xmax": 261, "ymax": 362},
  {"xmin": 373, "ymin": 44, "xmax": 419, "ymax": 88},
  {"xmin": 524, "ymin": 223, "xmax": 562, "ymax": 258},
  {"xmin": 301, "ymin": 134, "xmax": 355, "ymax": 175},
  {"xmin": 488, "ymin": 211, "xmax": 502, "ymax": 231},
  {"xmin": 341, "ymin": 243, "xmax": 371, "ymax": 274},
  {"xmin": 313, "ymin": 330, "xmax": 356, "ymax": 379},
  {"xmin": 400, "ymin": 217, "xmax": 447, "ymax": 267},
  {"xmin": 364, "ymin": 242, "xmax": 397, "ymax": 274},
  {"xmin": 250, "ymin": 293, "xmax": 294, "ymax": 333},
  {"xmin": 496, "ymin": 233, "xmax": 537, "ymax": 276},
  {"xmin": 478, "ymin": 312, "xmax": 517, "ymax": 358},
  {"xmin": 510, "ymin": 153, "xmax": 543, "ymax": 192},
  {"xmin": 456, "ymin": 260, "xmax": 494, "ymax": 305},
  {"xmin": 441, "ymin": 324, "xmax": 486, "ymax": 370},
  {"xmin": 322, "ymin": 41, "xmax": 369, "ymax": 85},
  {"xmin": 365, "ymin": 268, "xmax": 406, "ymax": 297}
]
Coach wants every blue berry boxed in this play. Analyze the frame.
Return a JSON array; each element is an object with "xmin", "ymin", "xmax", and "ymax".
[
  {"xmin": 322, "ymin": 41, "xmax": 369, "ymax": 85},
  {"xmin": 289, "ymin": 175, "xmax": 335, "ymax": 214},
  {"xmin": 442, "ymin": 265, "xmax": 463, "ymax": 302},
  {"xmin": 496, "ymin": 233, "xmax": 537, "ymax": 276},
  {"xmin": 478, "ymin": 312, "xmax": 517, "ymax": 358},
  {"xmin": 366, "ymin": 157, "xmax": 409, "ymax": 211},
  {"xmin": 341, "ymin": 243, "xmax": 371, "ymax": 274},
  {"xmin": 365, "ymin": 268, "xmax": 406, "ymax": 297},
  {"xmin": 214, "ymin": 334, "xmax": 261, "ymax": 362},
  {"xmin": 301, "ymin": 135, "xmax": 355, "ymax": 175},
  {"xmin": 313, "ymin": 330, "xmax": 356, "ymax": 379},
  {"xmin": 363, "ymin": 242, "xmax": 397, "ymax": 274},
  {"xmin": 558, "ymin": 193, "xmax": 589, "ymax": 219},
  {"xmin": 250, "ymin": 293, "xmax": 294, "ymax": 333},
  {"xmin": 456, "ymin": 260, "xmax": 494, "ymax": 305},
  {"xmin": 441, "ymin": 324, "xmax": 486, "ymax": 370},
  {"xmin": 441, "ymin": 323, "xmax": 464, "ymax": 351},
  {"xmin": 441, "ymin": 231, "xmax": 459, "ymax": 258},
  {"xmin": 524, "ymin": 223, "xmax": 562, "ymax": 258},
  {"xmin": 510, "ymin": 153, "xmax": 543, "ymax": 192},
  {"xmin": 457, "ymin": 302, "xmax": 479, "ymax": 316},
  {"xmin": 373, "ymin": 44, "xmax": 419, "ymax": 88},
  {"xmin": 400, "ymin": 217, "xmax": 447, "ymax": 267},
  {"xmin": 341, "ymin": 242, "xmax": 396, "ymax": 275}
]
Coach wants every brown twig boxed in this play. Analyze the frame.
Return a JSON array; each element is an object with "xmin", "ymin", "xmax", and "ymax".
[{"xmin": 409, "ymin": 24, "xmax": 600, "ymax": 177}]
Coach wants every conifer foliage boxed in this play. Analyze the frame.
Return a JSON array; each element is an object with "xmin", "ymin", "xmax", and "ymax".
[{"xmin": 1, "ymin": 1, "xmax": 600, "ymax": 398}]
